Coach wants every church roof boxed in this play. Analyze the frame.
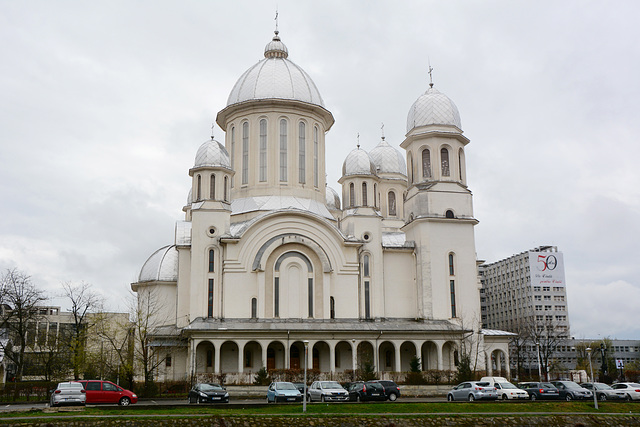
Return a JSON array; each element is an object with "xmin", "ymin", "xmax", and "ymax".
[
  {"xmin": 342, "ymin": 147, "xmax": 377, "ymax": 177},
  {"xmin": 369, "ymin": 138, "xmax": 406, "ymax": 176},
  {"xmin": 226, "ymin": 31, "xmax": 325, "ymax": 108},
  {"xmin": 325, "ymin": 186, "xmax": 341, "ymax": 210},
  {"xmin": 230, "ymin": 196, "xmax": 334, "ymax": 220},
  {"xmin": 138, "ymin": 245, "xmax": 178, "ymax": 282},
  {"xmin": 193, "ymin": 138, "xmax": 230, "ymax": 169},
  {"xmin": 406, "ymin": 86, "xmax": 462, "ymax": 132}
]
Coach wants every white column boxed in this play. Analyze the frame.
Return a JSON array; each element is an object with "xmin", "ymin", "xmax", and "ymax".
[
  {"xmin": 505, "ymin": 351, "xmax": 511, "ymax": 378},
  {"xmin": 237, "ymin": 341, "xmax": 246, "ymax": 374},
  {"xmin": 487, "ymin": 351, "xmax": 493, "ymax": 376},
  {"xmin": 329, "ymin": 341, "xmax": 336, "ymax": 373},
  {"xmin": 214, "ymin": 341, "xmax": 221, "ymax": 374},
  {"xmin": 394, "ymin": 342, "xmax": 402, "ymax": 372},
  {"xmin": 352, "ymin": 340, "xmax": 358, "ymax": 371},
  {"xmin": 261, "ymin": 342, "xmax": 268, "ymax": 371},
  {"xmin": 436, "ymin": 341, "xmax": 443, "ymax": 371}
]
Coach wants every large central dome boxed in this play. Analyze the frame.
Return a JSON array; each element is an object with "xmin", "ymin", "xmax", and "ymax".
[{"xmin": 226, "ymin": 31, "xmax": 325, "ymax": 107}]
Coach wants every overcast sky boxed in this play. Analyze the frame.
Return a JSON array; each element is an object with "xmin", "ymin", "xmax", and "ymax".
[{"xmin": 1, "ymin": 1, "xmax": 639, "ymax": 340}]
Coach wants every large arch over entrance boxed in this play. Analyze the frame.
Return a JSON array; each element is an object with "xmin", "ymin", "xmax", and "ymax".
[
  {"xmin": 378, "ymin": 341, "xmax": 396, "ymax": 372},
  {"xmin": 242, "ymin": 341, "xmax": 263, "ymax": 373},
  {"xmin": 267, "ymin": 341, "xmax": 286, "ymax": 370},
  {"xmin": 195, "ymin": 341, "xmax": 214, "ymax": 374},
  {"xmin": 421, "ymin": 341, "xmax": 438, "ymax": 370}
]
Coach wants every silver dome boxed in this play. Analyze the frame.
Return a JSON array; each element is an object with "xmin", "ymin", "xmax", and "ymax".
[
  {"xmin": 325, "ymin": 186, "xmax": 341, "ymax": 210},
  {"xmin": 194, "ymin": 138, "xmax": 231, "ymax": 169},
  {"xmin": 226, "ymin": 32, "xmax": 325, "ymax": 108},
  {"xmin": 406, "ymin": 86, "xmax": 462, "ymax": 132},
  {"xmin": 186, "ymin": 188, "xmax": 192, "ymax": 205},
  {"xmin": 138, "ymin": 245, "xmax": 178, "ymax": 282},
  {"xmin": 342, "ymin": 147, "xmax": 377, "ymax": 177},
  {"xmin": 370, "ymin": 138, "xmax": 406, "ymax": 176}
]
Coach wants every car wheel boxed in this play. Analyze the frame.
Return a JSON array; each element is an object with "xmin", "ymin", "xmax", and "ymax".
[
  {"xmin": 307, "ymin": 394, "xmax": 311, "ymax": 402},
  {"xmin": 565, "ymin": 394, "xmax": 572, "ymax": 402},
  {"xmin": 598, "ymin": 394, "xmax": 606, "ymax": 402},
  {"xmin": 530, "ymin": 394, "xmax": 536, "ymax": 401},
  {"xmin": 501, "ymin": 394, "xmax": 508, "ymax": 401},
  {"xmin": 356, "ymin": 394, "xmax": 361, "ymax": 402},
  {"xmin": 389, "ymin": 393, "xmax": 397, "ymax": 402},
  {"xmin": 119, "ymin": 397, "xmax": 131, "ymax": 406},
  {"xmin": 468, "ymin": 394, "xmax": 475, "ymax": 402},
  {"xmin": 321, "ymin": 395, "xmax": 326, "ymax": 403},
  {"xmin": 625, "ymin": 394, "xmax": 632, "ymax": 402},
  {"xmin": 266, "ymin": 397, "xmax": 270, "ymax": 403}
]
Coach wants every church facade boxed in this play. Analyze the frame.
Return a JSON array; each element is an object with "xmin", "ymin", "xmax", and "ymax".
[{"xmin": 131, "ymin": 30, "xmax": 510, "ymax": 382}]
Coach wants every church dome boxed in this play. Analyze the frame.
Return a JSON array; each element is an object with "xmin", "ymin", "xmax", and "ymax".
[
  {"xmin": 226, "ymin": 31, "xmax": 325, "ymax": 108},
  {"xmin": 325, "ymin": 186, "xmax": 341, "ymax": 210},
  {"xmin": 138, "ymin": 245, "xmax": 178, "ymax": 282},
  {"xmin": 194, "ymin": 138, "xmax": 230, "ymax": 169},
  {"xmin": 406, "ymin": 86, "xmax": 462, "ymax": 133},
  {"xmin": 342, "ymin": 147, "xmax": 377, "ymax": 177},
  {"xmin": 370, "ymin": 138, "xmax": 406, "ymax": 176}
]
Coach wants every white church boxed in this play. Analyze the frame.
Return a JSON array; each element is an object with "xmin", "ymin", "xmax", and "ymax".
[{"xmin": 131, "ymin": 30, "xmax": 511, "ymax": 382}]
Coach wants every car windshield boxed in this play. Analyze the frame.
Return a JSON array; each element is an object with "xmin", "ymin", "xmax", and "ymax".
[
  {"xmin": 476, "ymin": 382, "xmax": 490, "ymax": 387},
  {"xmin": 563, "ymin": 382, "xmax": 582, "ymax": 390},
  {"xmin": 201, "ymin": 384, "xmax": 223, "ymax": 391},
  {"xmin": 541, "ymin": 383, "xmax": 556, "ymax": 389},
  {"xmin": 321, "ymin": 381, "xmax": 342, "ymax": 389},
  {"xmin": 500, "ymin": 382, "xmax": 518, "ymax": 389},
  {"xmin": 276, "ymin": 383, "xmax": 297, "ymax": 390},
  {"xmin": 594, "ymin": 383, "xmax": 612, "ymax": 390}
]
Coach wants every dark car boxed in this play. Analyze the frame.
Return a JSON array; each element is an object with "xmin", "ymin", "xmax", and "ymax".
[
  {"xmin": 370, "ymin": 380, "xmax": 401, "ymax": 401},
  {"xmin": 346, "ymin": 381, "xmax": 387, "ymax": 402},
  {"xmin": 77, "ymin": 380, "xmax": 137, "ymax": 406},
  {"xmin": 517, "ymin": 382, "xmax": 560, "ymax": 401},
  {"xmin": 292, "ymin": 382, "xmax": 306, "ymax": 394},
  {"xmin": 550, "ymin": 380, "xmax": 592, "ymax": 401},
  {"xmin": 188, "ymin": 383, "xmax": 229, "ymax": 404}
]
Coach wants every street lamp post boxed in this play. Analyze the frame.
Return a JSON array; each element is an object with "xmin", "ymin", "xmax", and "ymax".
[
  {"xmin": 303, "ymin": 340, "xmax": 309, "ymax": 413},
  {"xmin": 535, "ymin": 341, "xmax": 542, "ymax": 382},
  {"xmin": 586, "ymin": 347, "xmax": 598, "ymax": 410}
]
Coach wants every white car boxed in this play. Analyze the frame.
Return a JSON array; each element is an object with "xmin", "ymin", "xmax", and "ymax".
[
  {"xmin": 480, "ymin": 376, "xmax": 528, "ymax": 400},
  {"xmin": 611, "ymin": 382, "xmax": 640, "ymax": 401},
  {"xmin": 307, "ymin": 381, "xmax": 349, "ymax": 402},
  {"xmin": 50, "ymin": 382, "xmax": 86, "ymax": 407}
]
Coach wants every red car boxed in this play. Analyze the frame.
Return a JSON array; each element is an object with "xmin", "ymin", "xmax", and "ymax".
[{"xmin": 77, "ymin": 380, "xmax": 138, "ymax": 406}]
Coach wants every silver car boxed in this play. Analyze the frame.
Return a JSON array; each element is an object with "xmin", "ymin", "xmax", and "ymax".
[
  {"xmin": 50, "ymin": 381, "xmax": 86, "ymax": 407},
  {"xmin": 307, "ymin": 380, "xmax": 349, "ymax": 402},
  {"xmin": 580, "ymin": 382, "xmax": 625, "ymax": 401},
  {"xmin": 447, "ymin": 381, "xmax": 498, "ymax": 401}
]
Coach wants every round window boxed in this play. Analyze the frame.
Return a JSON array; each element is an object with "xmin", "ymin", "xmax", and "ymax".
[{"xmin": 207, "ymin": 227, "xmax": 216, "ymax": 237}]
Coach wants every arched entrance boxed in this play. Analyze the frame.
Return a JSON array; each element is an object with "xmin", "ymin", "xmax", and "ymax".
[
  {"xmin": 220, "ymin": 341, "xmax": 238, "ymax": 373},
  {"xmin": 242, "ymin": 341, "xmax": 263, "ymax": 373},
  {"xmin": 195, "ymin": 341, "xmax": 214, "ymax": 374},
  {"xmin": 378, "ymin": 341, "xmax": 396, "ymax": 372},
  {"xmin": 267, "ymin": 341, "xmax": 285, "ymax": 370},
  {"xmin": 334, "ymin": 341, "xmax": 353, "ymax": 372},
  {"xmin": 421, "ymin": 341, "xmax": 438, "ymax": 370},
  {"xmin": 400, "ymin": 342, "xmax": 417, "ymax": 372}
]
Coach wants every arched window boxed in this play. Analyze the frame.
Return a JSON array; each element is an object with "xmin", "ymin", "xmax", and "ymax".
[
  {"xmin": 330, "ymin": 296, "xmax": 335, "ymax": 319},
  {"xmin": 441, "ymin": 147, "xmax": 450, "ymax": 176},
  {"xmin": 448, "ymin": 253, "xmax": 455, "ymax": 276},
  {"xmin": 298, "ymin": 121, "xmax": 306, "ymax": 184},
  {"xmin": 388, "ymin": 191, "xmax": 397, "ymax": 216},
  {"xmin": 251, "ymin": 298, "xmax": 257, "ymax": 319},
  {"xmin": 223, "ymin": 176, "xmax": 229, "ymax": 202},
  {"xmin": 422, "ymin": 148, "xmax": 431, "ymax": 178},
  {"xmin": 208, "ymin": 249, "xmax": 215, "ymax": 273},
  {"xmin": 208, "ymin": 279, "xmax": 214, "ymax": 318},
  {"xmin": 407, "ymin": 152, "xmax": 414, "ymax": 184},
  {"xmin": 230, "ymin": 127, "xmax": 235, "ymax": 187},
  {"xmin": 363, "ymin": 255, "xmax": 370, "ymax": 277},
  {"xmin": 373, "ymin": 184, "xmax": 377, "ymax": 208},
  {"xmin": 362, "ymin": 182, "xmax": 368, "ymax": 206},
  {"xmin": 349, "ymin": 183, "xmax": 355, "ymax": 207},
  {"xmin": 313, "ymin": 126, "xmax": 319, "ymax": 187},
  {"xmin": 242, "ymin": 122, "xmax": 249, "ymax": 184},
  {"xmin": 259, "ymin": 119, "xmax": 267, "ymax": 182},
  {"xmin": 209, "ymin": 174, "xmax": 215, "ymax": 200},
  {"xmin": 280, "ymin": 119, "xmax": 288, "ymax": 182},
  {"xmin": 196, "ymin": 175, "xmax": 202, "ymax": 201},
  {"xmin": 445, "ymin": 210, "xmax": 454, "ymax": 218}
]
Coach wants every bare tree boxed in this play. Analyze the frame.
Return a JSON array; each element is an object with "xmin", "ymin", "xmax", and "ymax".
[
  {"xmin": 94, "ymin": 311, "xmax": 134, "ymax": 388},
  {"xmin": 60, "ymin": 282, "xmax": 104, "ymax": 379},
  {"xmin": 0, "ymin": 268, "xmax": 47, "ymax": 381}
]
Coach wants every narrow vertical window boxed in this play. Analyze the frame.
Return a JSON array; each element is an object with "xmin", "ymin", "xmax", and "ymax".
[
  {"xmin": 208, "ymin": 279, "xmax": 214, "ymax": 318},
  {"xmin": 450, "ymin": 280, "xmax": 456, "ymax": 318},
  {"xmin": 373, "ymin": 184, "xmax": 377, "ymax": 208},
  {"xmin": 196, "ymin": 175, "xmax": 202, "ymax": 201},
  {"xmin": 230, "ymin": 126, "xmax": 235, "ymax": 187},
  {"xmin": 364, "ymin": 281, "xmax": 370, "ymax": 319},
  {"xmin": 259, "ymin": 119, "xmax": 267, "ymax": 182},
  {"xmin": 330, "ymin": 296, "xmax": 335, "ymax": 319},
  {"xmin": 208, "ymin": 249, "xmax": 214, "ymax": 273},
  {"xmin": 408, "ymin": 152, "xmax": 414, "ymax": 184},
  {"xmin": 362, "ymin": 182, "xmax": 368, "ymax": 206},
  {"xmin": 209, "ymin": 174, "xmax": 215, "ymax": 200},
  {"xmin": 349, "ymin": 183, "xmax": 355, "ymax": 207},
  {"xmin": 274, "ymin": 277, "xmax": 280, "ymax": 317},
  {"xmin": 313, "ymin": 126, "xmax": 319, "ymax": 187},
  {"xmin": 441, "ymin": 147, "xmax": 450, "ymax": 176},
  {"xmin": 251, "ymin": 297, "xmax": 257, "ymax": 319},
  {"xmin": 280, "ymin": 119, "xmax": 287, "ymax": 182},
  {"xmin": 223, "ymin": 176, "xmax": 228, "ymax": 202},
  {"xmin": 206, "ymin": 349, "xmax": 213, "ymax": 367},
  {"xmin": 242, "ymin": 122, "xmax": 249, "ymax": 184},
  {"xmin": 363, "ymin": 255, "xmax": 370, "ymax": 277},
  {"xmin": 448, "ymin": 253, "xmax": 454, "ymax": 275},
  {"xmin": 307, "ymin": 277, "xmax": 313, "ymax": 317},
  {"xmin": 458, "ymin": 148, "xmax": 464, "ymax": 181},
  {"xmin": 388, "ymin": 191, "xmax": 396, "ymax": 216},
  {"xmin": 298, "ymin": 122, "xmax": 306, "ymax": 183},
  {"xmin": 422, "ymin": 149, "xmax": 431, "ymax": 178}
]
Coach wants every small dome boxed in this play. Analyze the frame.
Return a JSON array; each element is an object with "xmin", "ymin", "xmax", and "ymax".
[
  {"xmin": 342, "ymin": 147, "xmax": 377, "ymax": 177},
  {"xmin": 187, "ymin": 188, "xmax": 192, "ymax": 205},
  {"xmin": 194, "ymin": 138, "xmax": 230, "ymax": 169},
  {"xmin": 406, "ymin": 86, "xmax": 462, "ymax": 133},
  {"xmin": 325, "ymin": 186, "xmax": 341, "ymax": 210},
  {"xmin": 370, "ymin": 138, "xmax": 407, "ymax": 176},
  {"xmin": 227, "ymin": 32, "xmax": 325, "ymax": 108},
  {"xmin": 138, "ymin": 245, "xmax": 178, "ymax": 282}
]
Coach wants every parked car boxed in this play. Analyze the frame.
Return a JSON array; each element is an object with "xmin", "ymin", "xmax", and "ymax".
[
  {"xmin": 610, "ymin": 382, "xmax": 640, "ymax": 401},
  {"xmin": 580, "ymin": 382, "xmax": 626, "ymax": 401},
  {"xmin": 370, "ymin": 380, "xmax": 401, "ymax": 401},
  {"xmin": 345, "ymin": 381, "xmax": 386, "ymax": 402},
  {"xmin": 266, "ymin": 381, "xmax": 302, "ymax": 403},
  {"xmin": 550, "ymin": 381, "xmax": 592, "ymax": 401},
  {"xmin": 307, "ymin": 381, "xmax": 349, "ymax": 402},
  {"xmin": 50, "ymin": 381, "xmax": 86, "ymax": 407},
  {"xmin": 447, "ymin": 381, "xmax": 498, "ymax": 402},
  {"xmin": 77, "ymin": 380, "xmax": 137, "ymax": 406},
  {"xmin": 187, "ymin": 383, "xmax": 229, "ymax": 404},
  {"xmin": 517, "ymin": 382, "xmax": 560, "ymax": 401},
  {"xmin": 292, "ymin": 382, "xmax": 306, "ymax": 394},
  {"xmin": 480, "ymin": 377, "xmax": 528, "ymax": 400}
]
